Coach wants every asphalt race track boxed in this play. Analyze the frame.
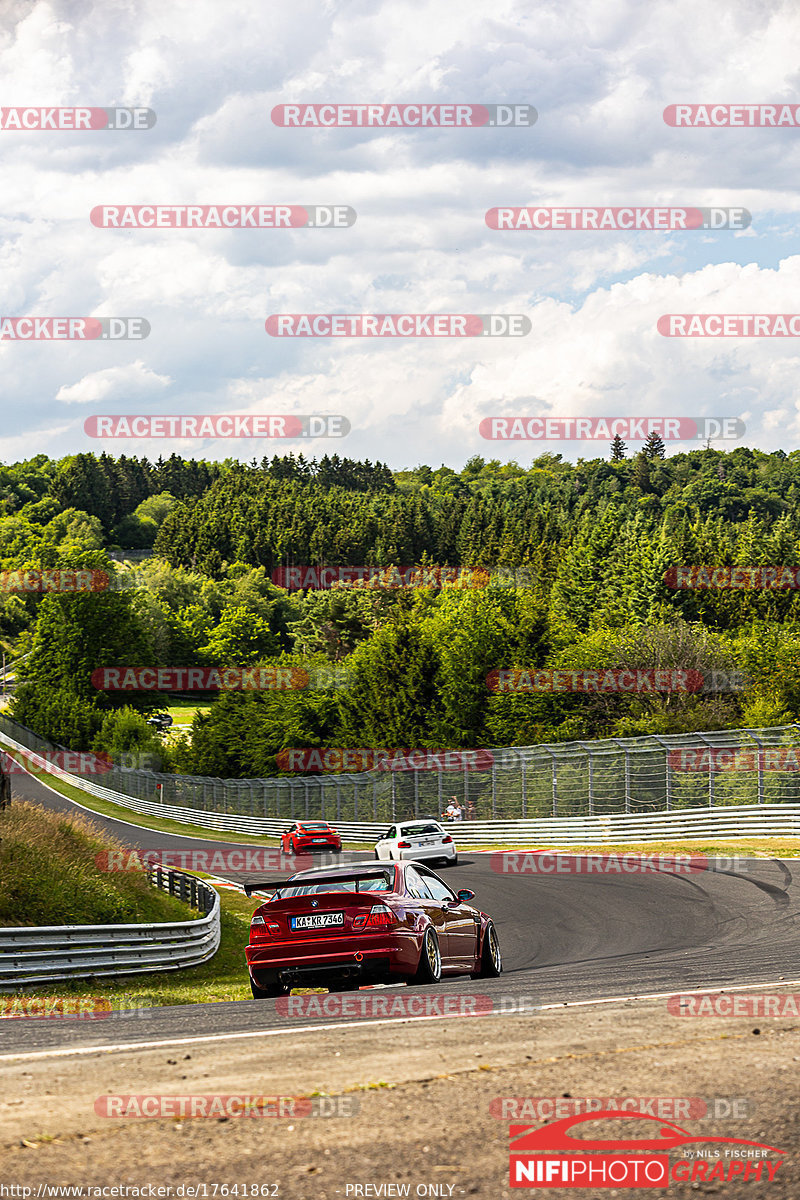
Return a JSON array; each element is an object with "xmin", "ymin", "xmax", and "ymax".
[{"xmin": 4, "ymin": 770, "xmax": 800, "ymax": 1057}]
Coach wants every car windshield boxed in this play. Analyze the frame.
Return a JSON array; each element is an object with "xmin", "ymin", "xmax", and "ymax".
[
  {"xmin": 299, "ymin": 823, "xmax": 331, "ymax": 832},
  {"xmin": 273, "ymin": 876, "xmax": 391, "ymax": 897},
  {"xmin": 399, "ymin": 824, "xmax": 442, "ymax": 836}
]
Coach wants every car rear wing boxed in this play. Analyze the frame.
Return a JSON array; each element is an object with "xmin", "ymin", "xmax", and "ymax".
[{"xmin": 244, "ymin": 867, "xmax": 395, "ymax": 898}]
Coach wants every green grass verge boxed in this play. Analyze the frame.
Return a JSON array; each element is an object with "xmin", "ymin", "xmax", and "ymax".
[
  {"xmin": 0, "ymin": 800, "xmax": 199, "ymax": 927},
  {"xmin": 3, "ymin": 885, "xmax": 257, "ymax": 1007},
  {"xmin": 165, "ymin": 702, "xmax": 208, "ymax": 725}
]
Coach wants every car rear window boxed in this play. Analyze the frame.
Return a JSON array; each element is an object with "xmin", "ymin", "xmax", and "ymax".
[
  {"xmin": 273, "ymin": 876, "xmax": 391, "ymax": 897},
  {"xmin": 299, "ymin": 823, "xmax": 332, "ymax": 832},
  {"xmin": 400, "ymin": 824, "xmax": 441, "ymax": 836}
]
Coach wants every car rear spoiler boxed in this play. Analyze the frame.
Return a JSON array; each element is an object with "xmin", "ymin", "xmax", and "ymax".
[{"xmin": 244, "ymin": 867, "xmax": 394, "ymax": 898}]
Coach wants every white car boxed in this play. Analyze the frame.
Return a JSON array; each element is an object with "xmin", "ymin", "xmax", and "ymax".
[{"xmin": 374, "ymin": 820, "xmax": 457, "ymax": 867}]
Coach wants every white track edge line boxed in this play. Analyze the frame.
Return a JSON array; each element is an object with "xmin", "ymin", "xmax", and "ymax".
[{"xmin": 3, "ymin": 977, "xmax": 800, "ymax": 1063}]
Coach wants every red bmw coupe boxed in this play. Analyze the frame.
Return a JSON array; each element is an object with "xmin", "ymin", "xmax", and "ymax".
[{"xmin": 245, "ymin": 860, "xmax": 502, "ymax": 997}]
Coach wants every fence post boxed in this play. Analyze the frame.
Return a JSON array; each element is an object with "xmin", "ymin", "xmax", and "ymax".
[
  {"xmin": 414, "ymin": 769, "xmax": 419, "ymax": 817},
  {"xmin": 610, "ymin": 739, "xmax": 631, "ymax": 813},
  {"xmin": 696, "ymin": 733, "xmax": 715, "ymax": 806},
  {"xmin": 520, "ymin": 753, "xmax": 526, "ymax": 819},
  {"xmin": 391, "ymin": 772, "xmax": 396, "ymax": 820},
  {"xmin": 577, "ymin": 743, "xmax": 593, "ymax": 817},
  {"xmin": 742, "ymin": 730, "xmax": 764, "ymax": 804},
  {"xmin": 545, "ymin": 748, "xmax": 558, "ymax": 817},
  {"xmin": 651, "ymin": 735, "xmax": 672, "ymax": 810},
  {"xmin": 304, "ymin": 780, "xmax": 310, "ymax": 818},
  {"xmin": 373, "ymin": 777, "xmax": 378, "ymax": 821}
]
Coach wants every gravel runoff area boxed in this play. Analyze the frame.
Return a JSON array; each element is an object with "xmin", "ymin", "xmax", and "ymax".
[{"xmin": 0, "ymin": 995, "xmax": 797, "ymax": 1199}]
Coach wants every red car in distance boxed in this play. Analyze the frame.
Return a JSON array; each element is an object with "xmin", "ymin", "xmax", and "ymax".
[
  {"xmin": 245, "ymin": 860, "xmax": 502, "ymax": 997},
  {"xmin": 279, "ymin": 820, "xmax": 342, "ymax": 855}
]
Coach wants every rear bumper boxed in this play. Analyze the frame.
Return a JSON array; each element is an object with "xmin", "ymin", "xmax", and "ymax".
[
  {"xmin": 246, "ymin": 932, "xmax": 419, "ymax": 984},
  {"xmin": 399, "ymin": 845, "xmax": 456, "ymax": 861}
]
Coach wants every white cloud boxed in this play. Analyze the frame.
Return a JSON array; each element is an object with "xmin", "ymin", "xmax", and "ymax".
[
  {"xmin": 55, "ymin": 361, "xmax": 170, "ymax": 404},
  {"xmin": 1, "ymin": 0, "xmax": 800, "ymax": 464}
]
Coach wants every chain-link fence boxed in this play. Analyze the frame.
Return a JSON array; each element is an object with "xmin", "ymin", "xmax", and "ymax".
[{"xmin": 4, "ymin": 714, "xmax": 800, "ymax": 825}]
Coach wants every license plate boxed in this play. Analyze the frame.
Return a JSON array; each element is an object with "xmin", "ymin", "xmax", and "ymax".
[
  {"xmin": 290, "ymin": 912, "xmax": 345, "ymax": 931},
  {"xmin": 312, "ymin": 838, "xmax": 328, "ymax": 843}
]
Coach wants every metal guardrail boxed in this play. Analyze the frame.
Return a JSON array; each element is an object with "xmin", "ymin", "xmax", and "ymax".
[
  {"xmin": 4, "ymin": 715, "xmax": 800, "ymax": 843},
  {"xmin": 1, "ymin": 725, "xmax": 799, "ymax": 844},
  {"xmin": 0, "ymin": 867, "xmax": 220, "ymax": 990}
]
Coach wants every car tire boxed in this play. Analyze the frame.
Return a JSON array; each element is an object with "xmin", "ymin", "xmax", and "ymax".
[
  {"xmin": 250, "ymin": 972, "xmax": 291, "ymax": 999},
  {"xmin": 414, "ymin": 927, "xmax": 442, "ymax": 984},
  {"xmin": 471, "ymin": 921, "xmax": 502, "ymax": 978},
  {"xmin": 374, "ymin": 850, "xmax": 380, "ymax": 859}
]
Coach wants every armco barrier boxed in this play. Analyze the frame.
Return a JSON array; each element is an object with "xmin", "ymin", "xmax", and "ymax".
[
  {"xmin": 3, "ymin": 716, "xmax": 800, "ymax": 843},
  {"xmin": 0, "ymin": 868, "xmax": 220, "ymax": 990},
  {"xmin": 1, "ymin": 724, "xmax": 800, "ymax": 844}
]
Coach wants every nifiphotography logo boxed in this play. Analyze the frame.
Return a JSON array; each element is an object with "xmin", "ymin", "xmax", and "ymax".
[{"xmin": 508, "ymin": 1111, "xmax": 785, "ymax": 1188}]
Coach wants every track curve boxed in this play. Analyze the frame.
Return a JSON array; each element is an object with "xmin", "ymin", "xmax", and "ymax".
[{"xmin": 4, "ymin": 770, "xmax": 800, "ymax": 1058}]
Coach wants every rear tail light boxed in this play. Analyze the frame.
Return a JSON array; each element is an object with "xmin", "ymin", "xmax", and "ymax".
[
  {"xmin": 250, "ymin": 915, "xmax": 280, "ymax": 940},
  {"xmin": 397, "ymin": 840, "xmax": 411, "ymax": 848},
  {"xmin": 353, "ymin": 903, "xmax": 397, "ymax": 930},
  {"xmin": 441, "ymin": 835, "xmax": 453, "ymax": 844}
]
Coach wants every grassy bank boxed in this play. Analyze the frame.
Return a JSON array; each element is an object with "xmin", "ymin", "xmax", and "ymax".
[
  {"xmin": 7, "ymin": 885, "xmax": 257, "ymax": 1008},
  {"xmin": 0, "ymin": 800, "xmax": 198, "ymax": 927}
]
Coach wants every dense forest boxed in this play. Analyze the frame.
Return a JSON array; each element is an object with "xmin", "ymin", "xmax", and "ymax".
[{"xmin": 5, "ymin": 441, "xmax": 800, "ymax": 778}]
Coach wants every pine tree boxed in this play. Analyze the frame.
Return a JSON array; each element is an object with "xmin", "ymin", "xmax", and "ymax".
[
  {"xmin": 610, "ymin": 434, "xmax": 627, "ymax": 461},
  {"xmin": 643, "ymin": 430, "xmax": 666, "ymax": 460}
]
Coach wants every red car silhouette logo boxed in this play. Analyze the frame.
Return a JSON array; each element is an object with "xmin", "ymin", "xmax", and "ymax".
[{"xmin": 511, "ymin": 1110, "xmax": 784, "ymax": 1155}]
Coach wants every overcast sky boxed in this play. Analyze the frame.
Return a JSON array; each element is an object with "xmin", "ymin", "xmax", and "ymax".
[{"xmin": 2, "ymin": 0, "xmax": 800, "ymax": 470}]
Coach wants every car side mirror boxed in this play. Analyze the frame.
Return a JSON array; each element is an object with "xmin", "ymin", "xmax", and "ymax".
[{"xmin": 457, "ymin": 889, "xmax": 475, "ymax": 902}]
